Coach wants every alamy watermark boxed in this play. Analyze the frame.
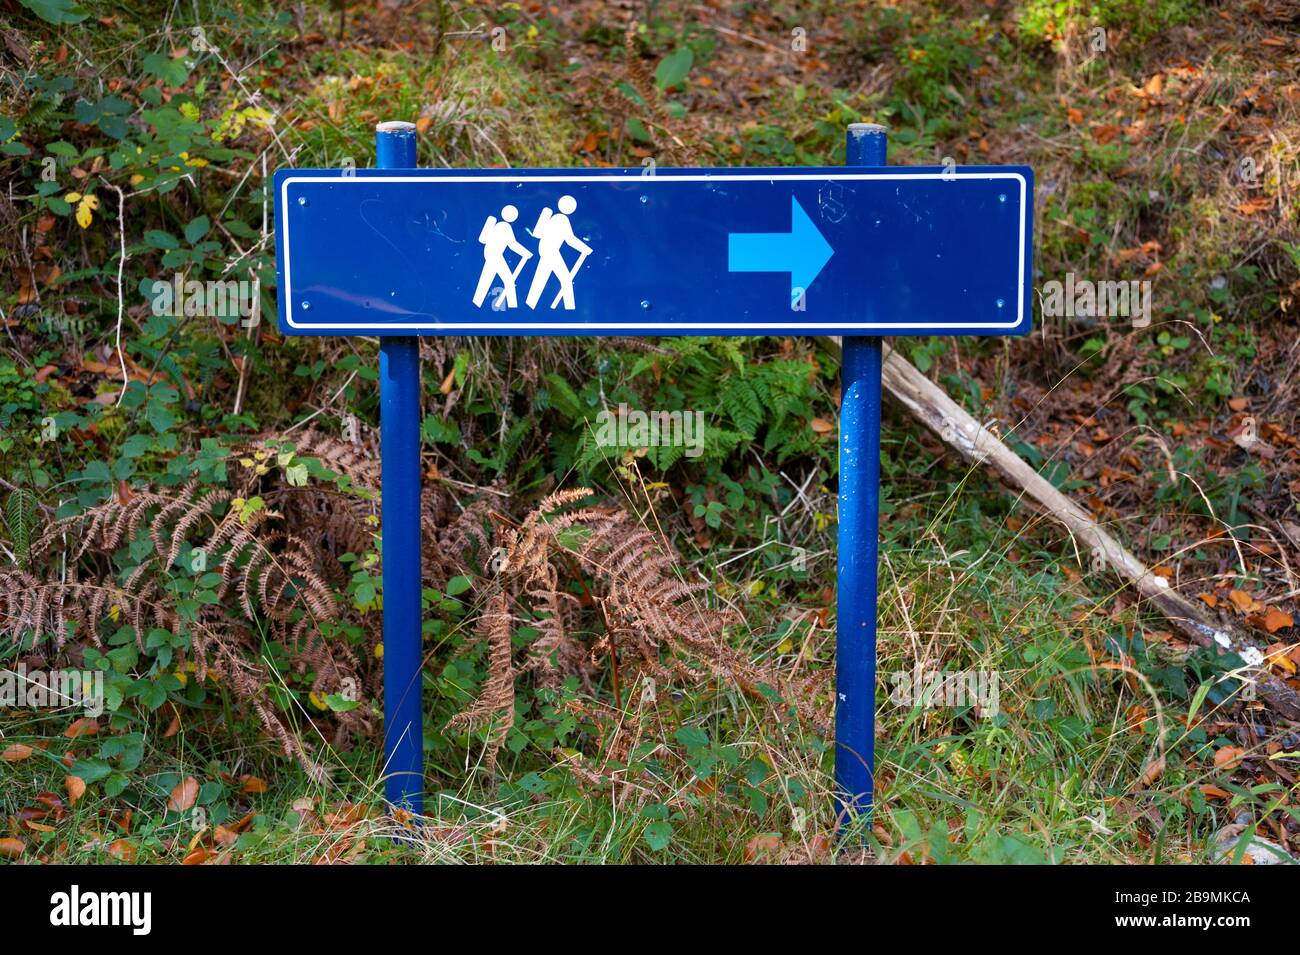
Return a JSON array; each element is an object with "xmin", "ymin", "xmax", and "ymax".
[
  {"xmin": 1, "ymin": 665, "xmax": 104, "ymax": 717},
  {"xmin": 888, "ymin": 668, "xmax": 1000, "ymax": 718},
  {"xmin": 1040, "ymin": 272, "xmax": 1152, "ymax": 328},
  {"xmin": 594, "ymin": 403, "xmax": 705, "ymax": 459},
  {"xmin": 50, "ymin": 886, "xmax": 151, "ymax": 935},
  {"xmin": 149, "ymin": 272, "xmax": 260, "ymax": 327}
]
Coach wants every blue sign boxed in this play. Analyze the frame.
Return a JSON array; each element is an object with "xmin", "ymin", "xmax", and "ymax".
[
  {"xmin": 280, "ymin": 122, "xmax": 1036, "ymax": 827},
  {"xmin": 274, "ymin": 167, "xmax": 1033, "ymax": 337}
]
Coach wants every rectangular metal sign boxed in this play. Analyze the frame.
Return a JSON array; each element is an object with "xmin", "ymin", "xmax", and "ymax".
[{"xmin": 274, "ymin": 166, "xmax": 1033, "ymax": 337}]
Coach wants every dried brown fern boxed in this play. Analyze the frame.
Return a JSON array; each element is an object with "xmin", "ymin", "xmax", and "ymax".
[
  {"xmin": 4, "ymin": 424, "xmax": 827, "ymax": 787},
  {"xmin": 593, "ymin": 23, "xmax": 704, "ymax": 167},
  {"xmin": 446, "ymin": 590, "xmax": 515, "ymax": 770},
  {"xmin": 444, "ymin": 487, "xmax": 828, "ymax": 775}
]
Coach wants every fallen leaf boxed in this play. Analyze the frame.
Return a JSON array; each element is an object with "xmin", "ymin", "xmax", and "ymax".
[
  {"xmin": 1140, "ymin": 755, "xmax": 1166, "ymax": 787},
  {"xmin": 1092, "ymin": 124, "xmax": 1120, "ymax": 145},
  {"xmin": 167, "ymin": 776, "xmax": 199, "ymax": 813},
  {"xmin": 65, "ymin": 775, "xmax": 86, "ymax": 806},
  {"xmin": 809, "ymin": 417, "xmax": 834, "ymax": 435},
  {"xmin": 64, "ymin": 717, "xmax": 99, "ymax": 738},
  {"xmin": 2, "ymin": 744, "xmax": 34, "ymax": 762},
  {"xmin": 744, "ymin": 834, "xmax": 783, "ymax": 863},
  {"xmin": 1235, "ymin": 197, "xmax": 1273, "ymax": 216},
  {"xmin": 1228, "ymin": 590, "xmax": 1263, "ymax": 614},
  {"xmin": 1214, "ymin": 746, "xmax": 1244, "ymax": 771},
  {"xmin": 1261, "ymin": 608, "xmax": 1294, "ymax": 633},
  {"xmin": 107, "ymin": 839, "xmax": 137, "ymax": 862},
  {"xmin": 240, "ymin": 775, "xmax": 267, "ymax": 795},
  {"xmin": 323, "ymin": 803, "xmax": 368, "ymax": 829},
  {"xmin": 0, "ymin": 838, "xmax": 26, "ymax": 859}
]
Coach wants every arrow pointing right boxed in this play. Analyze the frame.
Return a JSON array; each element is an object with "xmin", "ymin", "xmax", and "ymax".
[{"xmin": 727, "ymin": 196, "xmax": 835, "ymax": 305}]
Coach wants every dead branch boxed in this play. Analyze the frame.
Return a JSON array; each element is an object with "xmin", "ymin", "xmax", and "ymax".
[{"xmin": 853, "ymin": 340, "xmax": 1300, "ymax": 721}]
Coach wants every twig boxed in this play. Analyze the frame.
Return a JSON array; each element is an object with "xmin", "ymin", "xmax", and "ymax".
[
  {"xmin": 857, "ymin": 340, "xmax": 1300, "ymax": 721},
  {"xmin": 106, "ymin": 183, "xmax": 129, "ymax": 406}
]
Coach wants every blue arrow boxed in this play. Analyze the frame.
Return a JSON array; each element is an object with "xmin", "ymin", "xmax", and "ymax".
[{"xmin": 727, "ymin": 196, "xmax": 834, "ymax": 304}]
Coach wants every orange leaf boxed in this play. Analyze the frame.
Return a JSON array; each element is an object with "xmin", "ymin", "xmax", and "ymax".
[
  {"xmin": 240, "ymin": 775, "xmax": 267, "ymax": 795},
  {"xmin": 2, "ymin": 743, "xmax": 33, "ymax": 762},
  {"xmin": 1262, "ymin": 608, "xmax": 1293, "ymax": 634},
  {"xmin": 1199, "ymin": 784, "xmax": 1230, "ymax": 800},
  {"xmin": 107, "ymin": 839, "xmax": 137, "ymax": 862},
  {"xmin": 1228, "ymin": 590, "xmax": 1262, "ymax": 614},
  {"xmin": 64, "ymin": 717, "xmax": 99, "ymax": 738},
  {"xmin": 167, "ymin": 776, "xmax": 199, "ymax": 813},
  {"xmin": 65, "ymin": 775, "xmax": 86, "ymax": 806},
  {"xmin": 1235, "ymin": 197, "xmax": 1273, "ymax": 216},
  {"xmin": 1092, "ymin": 124, "xmax": 1120, "ymax": 145},
  {"xmin": 0, "ymin": 838, "xmax": 26, "ymax": 859},
  {"xmin": 182, "ymin": 846, "xmax": 213, "ymax": 865},
  {"xmin": 1213, "ymin": 746, "xmax": 1244, "ymax": 771},
  {"xmin": 744, "ymin": 834, "xmax": 782, "ymax": 863},
  {"xmin": 324, "ymin": 803, "xmax": 368, "ymax": 829},
  {"xmin": 809, "ymin": 417, "xmax": 834, "ymax": 435},
  {"xmin": 1140, "ymin": 755, "xmax": 1166, "ymax": 787}
]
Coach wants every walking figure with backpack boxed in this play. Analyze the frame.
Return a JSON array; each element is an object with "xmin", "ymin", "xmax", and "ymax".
[
  {"xmin": 525, "ymin": 195, "xmax": 592, "ymax": 311},
  {"xmin": 472, "ymin": 204, "xmax": 533, "ymax": 309}
]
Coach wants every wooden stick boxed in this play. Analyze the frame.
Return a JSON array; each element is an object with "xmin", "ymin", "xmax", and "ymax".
[{"xmin": 862, "ymin": 341, "xmax": 1300, "ymax": 721}]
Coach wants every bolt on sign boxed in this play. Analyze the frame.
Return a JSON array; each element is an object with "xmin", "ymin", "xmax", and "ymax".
[{"xmin": 274, "ymin": 121, "xmax": 1034, "ymax": 827}]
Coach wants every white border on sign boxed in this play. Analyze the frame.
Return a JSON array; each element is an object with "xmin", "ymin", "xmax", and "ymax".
[{"xmin": 279, "ymin": 172, "xmax": 1029, "ymax": 332}]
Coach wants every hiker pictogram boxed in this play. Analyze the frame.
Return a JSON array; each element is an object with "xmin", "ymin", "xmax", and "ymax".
[
  {"xmin": 472, "ymin": 196, "xmax": 593, "ymax": 311},
  {"xmin": 473, "ymin": 204, "xmax": 533, "ymax": 309},
  {"xmin": 525, "ymin": 195, "xmax": 593, "ymax": 311}
]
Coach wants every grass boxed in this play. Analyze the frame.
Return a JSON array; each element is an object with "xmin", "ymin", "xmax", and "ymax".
[{"xmin": 3, "ymin": 459, "xmax": 1248, "ymax": 863}]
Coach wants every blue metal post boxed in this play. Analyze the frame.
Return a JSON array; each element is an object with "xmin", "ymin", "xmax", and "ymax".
[
  {"xmin": 835, "ymin": 123, "xmax": 887, "ymax": 826},
  {"xmin": 376, "ymin": 121, "xmax": 424, "ymax": 814}
]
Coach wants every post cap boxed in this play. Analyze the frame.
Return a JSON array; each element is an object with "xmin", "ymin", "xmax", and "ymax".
[
  {"xmin": 376, "ymin": 120, "xmax": 417, "ymax": 133},
  {"xmin": 847, "ymin": 123, "xmax": 888, "ymax": 133}
]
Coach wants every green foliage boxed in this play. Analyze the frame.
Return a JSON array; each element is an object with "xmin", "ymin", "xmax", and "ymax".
[
  {"xmin": 18, "ymin": 0, "xmax": 87, "ymax": 25},
  {"xmin": 1016, "ymin": 0, "xmax": 1200, "ymax": 44},
  {"xmin": 655, "ymin": 47, "xmax": 694, "ymax": 91},
  {"xmin": 4, "ymin": 489, "xmax": 38, "ymax": 566}
]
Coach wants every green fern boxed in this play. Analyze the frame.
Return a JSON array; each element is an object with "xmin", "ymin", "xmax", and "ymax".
[{"xmin": 4, "ymin": 489, "xmax": 38, "ymax": 568}]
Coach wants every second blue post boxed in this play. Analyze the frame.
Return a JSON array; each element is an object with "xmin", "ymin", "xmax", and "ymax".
[
  {"xmin": 376, "ymin": 121, "xmax": 424, "ymax": 814},
  {"xmin": 835, "ymin": 123, "xmax": 887, "ymax": 825}
]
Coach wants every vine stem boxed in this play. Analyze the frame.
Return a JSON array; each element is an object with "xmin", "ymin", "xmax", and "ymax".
[{"xmin": 107, "ymin": 183, "xmax": 128, "ymax": 406}]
